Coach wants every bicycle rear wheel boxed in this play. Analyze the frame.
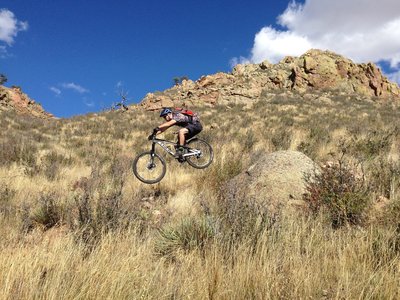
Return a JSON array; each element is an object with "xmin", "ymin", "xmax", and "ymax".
[
  {"xmin": 186, "ymin": 138, "xmax": 213, "ymax": 169},
  {"xmin": 132, "ymin": 151, "xmax": 166, "ymax": 184}
]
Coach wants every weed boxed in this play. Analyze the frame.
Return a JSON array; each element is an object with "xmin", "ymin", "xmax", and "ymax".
[
  {"xmin": 40, "ymin": 151, "xmax": 73, "ymax": 180},
  {"xmin": 271, "ymin": 126, "xmax": 292, "ymax": 150},
  {"xmin": 242, "ymin": 129, "xmax": 257, "ymax": 152},
  {"xmin": 155, "ymin": 215, "xmax": 217, "ymax": 258},
  {"xmin": 304, "ymin": 157, "xmax": 371, "ymax": 228},
  {"xmin": 352, "ymin": 129, "xmax": 396, "ymax": 159},
  {"xmin": 0, "ymin": 185, "xmax": 16, "ymax": 219},
  {"xmin": 367, "ymin": 158, "xmax": 400, "ymax": 199},
  {"xmin": 31, "ymin": 192, "xmax": 62, "ymax": 230},
  {"xmin": 0, "ymin": 135, "xmax": 38, "ymax": 169},
  {"xmin": 202, "ymin": 151, "xmax": 243, "ymax": 194},
  {"xmin": 218, "ymin": 182, "xmax": 273, "ymax": 253}
]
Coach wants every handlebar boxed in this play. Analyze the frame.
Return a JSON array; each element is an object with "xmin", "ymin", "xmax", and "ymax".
[{"xmin": 148, "ymin": 127, "xmax": 159, "ymax": 140}]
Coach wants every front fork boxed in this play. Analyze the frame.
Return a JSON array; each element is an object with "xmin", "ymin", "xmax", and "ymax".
[{"xmin": 147, "ymin": 142, "xmax": 156, "ymax": 169}]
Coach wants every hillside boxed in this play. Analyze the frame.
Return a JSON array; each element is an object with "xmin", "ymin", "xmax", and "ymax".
[
  {"xmin": 0, "ymin": 85, "xmax": 54, "ymax": 119},
  {"xmin": 0, "ymin": 49, "xmax": 400, "ymax": 298},
  {"xmin": 139, "ymin": 49, "xmax": 400, "ymax": 110}
]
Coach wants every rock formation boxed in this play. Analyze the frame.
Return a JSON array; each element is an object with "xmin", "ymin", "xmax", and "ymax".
[
  {"xmin": 0, "ymin": 85, "xmax": 54, "ymax": 118},
  {"xmin": 139, "ymin": 49, "xmax": 400, "ymax": 110}
]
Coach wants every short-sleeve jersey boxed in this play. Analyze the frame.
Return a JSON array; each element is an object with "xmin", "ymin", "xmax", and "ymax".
[{"xmin": 172, "ymin": 112, "xmax": 200, "ymax": 126}]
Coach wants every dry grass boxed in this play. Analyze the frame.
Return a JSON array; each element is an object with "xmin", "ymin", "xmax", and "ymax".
[{"xmin": 1, "ymin": 93, "xmax": 400, "ymax": 299}]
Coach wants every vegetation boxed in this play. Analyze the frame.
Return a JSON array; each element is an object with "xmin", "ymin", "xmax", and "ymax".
[
  {"xmin": 173, "ymin": 75, "xmax": 189, "ymax": 86},
  {"xmin": 0, "ymin": 73, "xmax": 7, "ymax": 85},
  {"xmin": 0, "ymin": 92, "xmax": 400, "ymax": 298}
]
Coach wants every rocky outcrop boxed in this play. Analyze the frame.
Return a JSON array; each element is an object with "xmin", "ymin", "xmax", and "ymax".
[
  {"xmin": 224, "ymin": 151, "xmax": 320, "ymax": 215},
  {"xmin": 138, "ymin": 49, "xmax": 400, "ymax": 110},
  {"xmin": 0, "ymin": 85, "xmax": 54, "ymax": 118}
]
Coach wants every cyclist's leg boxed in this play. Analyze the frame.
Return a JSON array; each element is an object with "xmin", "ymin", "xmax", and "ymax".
[
  {"xmin": 176, "ymin": 123, "xmax": 202, "ymax": 160},
  {"xmin": 178, "ymin": 128, "xmax": 189, "ymax": 146},
  {"xmin": 185, "ymin": 122, "xmax": 203, "ymax": 141}
]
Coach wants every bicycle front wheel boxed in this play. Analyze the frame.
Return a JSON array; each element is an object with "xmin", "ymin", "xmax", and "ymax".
[
  {"xmin": 132, "ymin": 151, "xmax": 166, "ymax": 184},
  {"xmin": 186, "ymin": 138, "xmax": 213, "ymax": 169}
]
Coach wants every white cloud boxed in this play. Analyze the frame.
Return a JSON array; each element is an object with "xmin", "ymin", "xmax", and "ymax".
[
  {"xmin": 387, "ymin": 70, "xmax": 400, "ymax": 85},
  {"xmin": 61, "ymin": 82, "xmax": 89, "ymax": 94},
  {"xmin": 229, "ymin": 56, "xmax": 250, "ymax": 68},
  {"xmin": 0, "ymin": 9, "xmax": 28, "ymax": 45},
  {"xmin": 236, "ymin": 0, "xmax": 400, "ymax": 70},
  {"xmin": 83, "ymin": 98, "xmax": 95, "ymax": 107},
  {"xmin": 251, "ymin": 27, "xmax": 312, "ymax": 64},
  {"xmin": 49, "ymin": 86, "xmax": 61, "ymax": 96}
]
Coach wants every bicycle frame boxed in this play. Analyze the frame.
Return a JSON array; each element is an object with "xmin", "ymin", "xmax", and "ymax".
[{"xmin": 150, "ymin": 137, "xmax": 201, "ymax": 159}]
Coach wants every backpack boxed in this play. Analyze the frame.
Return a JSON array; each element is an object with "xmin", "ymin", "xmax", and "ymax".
[
  {"xmin": 174, "ymin": 107, "xmax": 195, "ymax": 116},
  {"xmin": 174, "ymin": 107, "xmax": 199, "ymax": 122}
]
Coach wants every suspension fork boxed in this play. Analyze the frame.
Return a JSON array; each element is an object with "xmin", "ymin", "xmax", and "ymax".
[
  {"xmin": 147, "ymin": 141, "xmax": 157, "ymax": 169},
  {"xmin": 149, "ymin": 141, "xmax": 157, "ymax": 161}
]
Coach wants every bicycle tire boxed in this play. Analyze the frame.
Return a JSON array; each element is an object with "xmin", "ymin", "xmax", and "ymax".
[
  {"xmin": 186, "ymin": 138, "xmax": 213, "ymax": 169},
  {"xmin": 132, "ymin": 151, "xmax": 166, "ymax": 184}
]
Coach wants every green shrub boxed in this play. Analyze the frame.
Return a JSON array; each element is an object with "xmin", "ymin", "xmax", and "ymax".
[
  {"xmin": 155, "ymin": 216, "xmax": 217, "ymax": 258},
  {"xmin": 31, "ymin": 193, "xmax": 62, "ymax": 230},
  {"xmin": 367, "ymin": 158, "xmax": 400, "ymax": 199},
  {"xmin": 270, "ymin": 126, "xmax": 292, "ymax": 150},
  {"xmin": 351, "ymin": 129, "xmax": 396, "ymax": 159},
  {"xmin": 304, "ymin": 159, "xmax": 371, "ymax": 228},
  {"xmin": 297, "ymin": 125, "xmax": 331, "ymax": 160}
]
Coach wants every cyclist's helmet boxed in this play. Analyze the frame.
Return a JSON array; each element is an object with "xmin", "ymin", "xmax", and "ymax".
[{"xmin": 159, "ymin": 107, "xmax": 172, "ymax": 117}]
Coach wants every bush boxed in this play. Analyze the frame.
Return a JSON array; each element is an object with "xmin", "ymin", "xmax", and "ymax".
[
  {"xmin": 70, "ymin": 156, "xmax": 147, "ymax": 246},
  {"xmin": 297, "ymin": 125, "xmax": 331, "ymax": 160},
  {"xmin": 0, "ymin": 136, "xmax": 38, "ymax": 168},
  {"xmin": 367, "ymin": 158, "xmax": 400, "ymax": 199},
  {"xmin": 0, "ymin": 185, "xmax": 16, "ymax": 219},
  {"xmin": 304, "ymin": 159, "xmax": 371, "ymax": 228},
  {"xmin": 40, "ymin": 151, "xmax": 73, "ymax": 181},
  {"xmin": 31, "ymin": 193, "xmax": 62, "ymax": 230},
  {"xmin": 0, "ymin": 74, "xmax": 7, "ymax": 84},
  {"xmin": 155, "ymin": 216, "xmax": 217, "ymax": 258},
  {"xmin": 270, "ymin": 126, "xmax": 292, "ymax": 150},
  {"xmin": 351, "ymin": 129, "xmax": 396, "ymax": 159},
  {"xmin": 216, "ymin": 188, "xmax": 272, "ymax": 253},
  {"xmin": 201, "ymin": 151, "xmax": 243, "ymax": 194}
]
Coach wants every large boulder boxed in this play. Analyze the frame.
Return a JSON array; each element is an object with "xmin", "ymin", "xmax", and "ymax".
[{"xmin": 224, "ymin": 150, "xmax": 320, "ymax": 215}]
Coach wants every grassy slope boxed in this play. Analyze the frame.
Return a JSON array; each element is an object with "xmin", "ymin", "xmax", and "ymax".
[{"xmin": 1, "ymin": 91, "xmax": 400, "ymax": 299}]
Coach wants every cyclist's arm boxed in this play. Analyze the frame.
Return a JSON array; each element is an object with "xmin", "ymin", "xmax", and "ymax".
[{"xmin": 156, "ymin": 120, "xmax": 177, "ymax": 134}]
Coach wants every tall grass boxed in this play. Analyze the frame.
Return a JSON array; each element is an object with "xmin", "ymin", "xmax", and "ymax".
[{"xmin": 1, "ymin": 92, "xmax": 400, "ymax": 298}]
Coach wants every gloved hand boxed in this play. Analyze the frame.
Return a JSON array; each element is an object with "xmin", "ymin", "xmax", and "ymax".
[
  {"xmin": 148, "ymin": 128, "xmax": 159, "ymax": 140},
  {"xmin": 148, "ymin": 133, "xmax": 155, "ymax": 140}
]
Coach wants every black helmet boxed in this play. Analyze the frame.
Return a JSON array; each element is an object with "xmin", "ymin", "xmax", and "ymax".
[{"xmin": 160, "ymin": 107, "xmax": 172, "ymax": 117}]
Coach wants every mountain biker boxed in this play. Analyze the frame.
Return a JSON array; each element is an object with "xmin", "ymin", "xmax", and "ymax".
[{"xmin": 149, "ymin": 107, "xmax": 202, "ymax": 161}]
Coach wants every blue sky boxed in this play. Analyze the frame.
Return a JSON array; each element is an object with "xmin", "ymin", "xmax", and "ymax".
[{"xmin": 1, "ymin": 0, "xmax": 400, "ymax": 117}]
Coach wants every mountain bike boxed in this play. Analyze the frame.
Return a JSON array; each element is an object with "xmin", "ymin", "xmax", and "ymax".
[{"xmin": 132, "ymin": 130, "xmax": 213, "ymax": 184}]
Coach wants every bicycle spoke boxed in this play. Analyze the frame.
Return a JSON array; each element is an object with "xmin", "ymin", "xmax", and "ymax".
[
  {"xmin": 133, "ymin": 152, "xmax": 166, "ymax": 184},
  {"xmin": 186, "ymin": 139, "xmax": 213, "ymax": 169}
]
